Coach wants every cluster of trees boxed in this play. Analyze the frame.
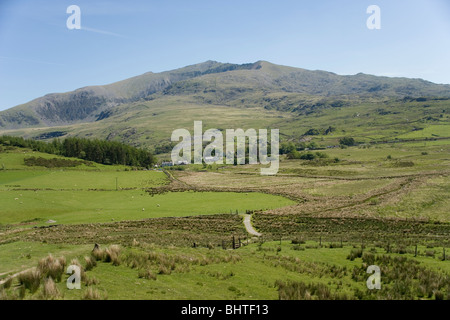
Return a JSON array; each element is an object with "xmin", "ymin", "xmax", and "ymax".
[
  {"xmin": 154, "ymin": 142, "xmax": 177, "ymax": 155},
  {"xmin": 339, "ymin": 137, "xmax": 356, "ymax": 146},
  {"xmin": 304, "ymin": 126, "xmax": 336, "ymax": 136},
  {"xmin": 0, "ymin": 135, "xmax": 156, "ymax": 167},
  {"xmin": 286, "ymin": 151, "xmax": 330, "ymax": 160},
  {"xmin": 280, "ymin": 141, "xmax": 320, "ymax": 155}
]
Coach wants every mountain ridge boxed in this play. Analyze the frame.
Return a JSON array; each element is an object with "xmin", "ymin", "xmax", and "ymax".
[{"xmin": 1, "ymin": 60, "xmax": 449, "ymax": 131}]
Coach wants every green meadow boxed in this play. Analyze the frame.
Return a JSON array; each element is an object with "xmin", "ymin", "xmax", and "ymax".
[
  {"xmin": 1, "ymin": 240, "xmax": 449, "ymax": 300},
  {"xmin": 0, "ymin": 190, "xmax": 294, "ymax": 225},
  {"xmin": 0, "ymin": 137, "xmax": 449, "ymax": 300}
]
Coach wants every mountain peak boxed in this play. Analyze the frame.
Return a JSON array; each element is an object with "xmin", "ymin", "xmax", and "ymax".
[{"xmin": 1, "ymin": 60, "xmax": 450, "ymax": 130}]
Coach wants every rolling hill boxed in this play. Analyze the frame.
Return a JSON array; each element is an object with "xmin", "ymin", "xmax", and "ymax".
[{"xmin": 0, "ymin": 60, "xmax": 449, "ymax": 149}]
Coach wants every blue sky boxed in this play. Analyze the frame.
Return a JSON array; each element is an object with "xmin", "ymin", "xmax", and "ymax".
[{"xmin": 0, "ymin": 0, "xmax": 449, "ymax": 111}]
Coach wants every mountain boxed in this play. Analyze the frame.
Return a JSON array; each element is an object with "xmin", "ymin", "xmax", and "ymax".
[
  {"xmin": 0, "ymin": 61, "xmax": 261, "ymax": 129},
  {"xmin": 0, "ymin": 60, "xmax": 449, "ymax": 149},
  {"xmin": 1, "ymin": 60, "xmax": 450, "ymax": 130}
]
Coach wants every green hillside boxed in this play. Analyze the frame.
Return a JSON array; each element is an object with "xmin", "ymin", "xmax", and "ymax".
[{"xmin": 0, "ymin": 61, "xmax": 449, "ymax": 152}]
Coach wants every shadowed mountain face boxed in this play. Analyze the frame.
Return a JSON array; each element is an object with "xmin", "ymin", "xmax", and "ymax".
[{"xmin": 1, "ymin": 60, "xmax": 449, "ymax": 130}]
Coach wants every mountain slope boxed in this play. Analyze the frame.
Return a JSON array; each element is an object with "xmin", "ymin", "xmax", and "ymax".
[{"xmin": 1, "ymin": 60, "xmax": 449, "ymax": 130}]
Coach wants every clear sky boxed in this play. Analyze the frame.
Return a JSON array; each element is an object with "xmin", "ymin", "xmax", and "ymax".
[{"xmin": 0, "ymin": 0, "xmax": 449, "ymax": 111}]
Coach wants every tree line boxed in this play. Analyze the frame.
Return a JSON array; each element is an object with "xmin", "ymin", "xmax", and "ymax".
[{"xmin": 0, "ymin": 135, "xmax": 156, "ymax": 167}]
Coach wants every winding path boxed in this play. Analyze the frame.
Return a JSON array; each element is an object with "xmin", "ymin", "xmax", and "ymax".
[{"xmin": 243, "ymin": 214, "xmax": 262, "ymax": 237}]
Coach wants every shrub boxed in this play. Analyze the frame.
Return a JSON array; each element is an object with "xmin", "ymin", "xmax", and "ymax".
[
  {"xmin": 347, "ymin": 248, "xmax": 363, "ymax": 261},
  {"xmin": 425, "ymin": 250, "xmax": 435, "ymax": 257},
  {"xmin": 339, "ymin": 137, "xmax": 355, "ymax": 146},
  {"xmin": 315, "ymin": 152, "xmax": 328, "ymax": 159},
  {"xmin": 304, "ymin": 128, "xmax": 321, "ymax": 136},
  {"xmin": 300, "ymin": 152, "xmax": 316, "ymax": 160},
  {"xmin": 291, "ymin": 236, "xmax": 305, "ymax": 244},
  {"xmin": 434, "ymin": 290, "xmax": 444, "ymax": 300},
  {"xmin": 24, "ymin": 156, "xmax": 89, "ymax": 168}
]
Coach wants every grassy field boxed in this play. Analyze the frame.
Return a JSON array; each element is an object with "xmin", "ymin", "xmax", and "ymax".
[
  {"xmin": 1, "ymin": 240, "xmax": 448, "ymax": 300},
  {"xmin": 0, "ymin": 190, "xmax": 294, "ymax": 225},
  {"xmin": 0, "ymin": 137, "xmax": 449, "ymax": 300},
  {"xmin": 0, "ymin": 147, "xmax": 294, "ymax": 226}
]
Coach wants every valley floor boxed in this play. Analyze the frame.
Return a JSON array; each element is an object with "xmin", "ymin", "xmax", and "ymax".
[{"xmin": 0, "ymin": 139, "xmax": 449, "ymax": 300}]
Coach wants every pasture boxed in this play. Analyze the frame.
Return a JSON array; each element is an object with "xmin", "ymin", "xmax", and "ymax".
[{"xmin": 0, "ymin": 139, "xmax": 449, "ymax": 300}]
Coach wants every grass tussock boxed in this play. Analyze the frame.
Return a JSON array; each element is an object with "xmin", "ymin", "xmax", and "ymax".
[
  {"xmin": 138, "ymin": 269, "xmax": 157, "ymax": 280},
  {"xmin": 84, "ymin": 255, "xmax": 97, "ymax": 271},
  {"xmin": 82, "ymin": 287, "xmax": 107, "ymax": 300},
  {"xmin": 41, "ymin": 277, "xmax": 62, "ymax": 300},
  {"xmin": 69, "ymin": 258, "xmax": 86, "ymax": 282},
  {"xmin": 1, "ymin": 277, "xmax": 13, "ymax": 290},
  {"xmin": 37, "ymin": 254, "xmax": 66, "ymax": 282},
  {"xmin": 17, "ymin": 269, "xmax": 41, "ymax": 294},
  {"xmin": 84, "ymin": 276, "xmax": 100, "ymax": 286},
  {"xmin": 276, "ymin": 280, "xmax": 349, "ymax": 300},
  {"xmin": 347, "ymin": 248, "xmax": 363, "ymax": 261}
]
